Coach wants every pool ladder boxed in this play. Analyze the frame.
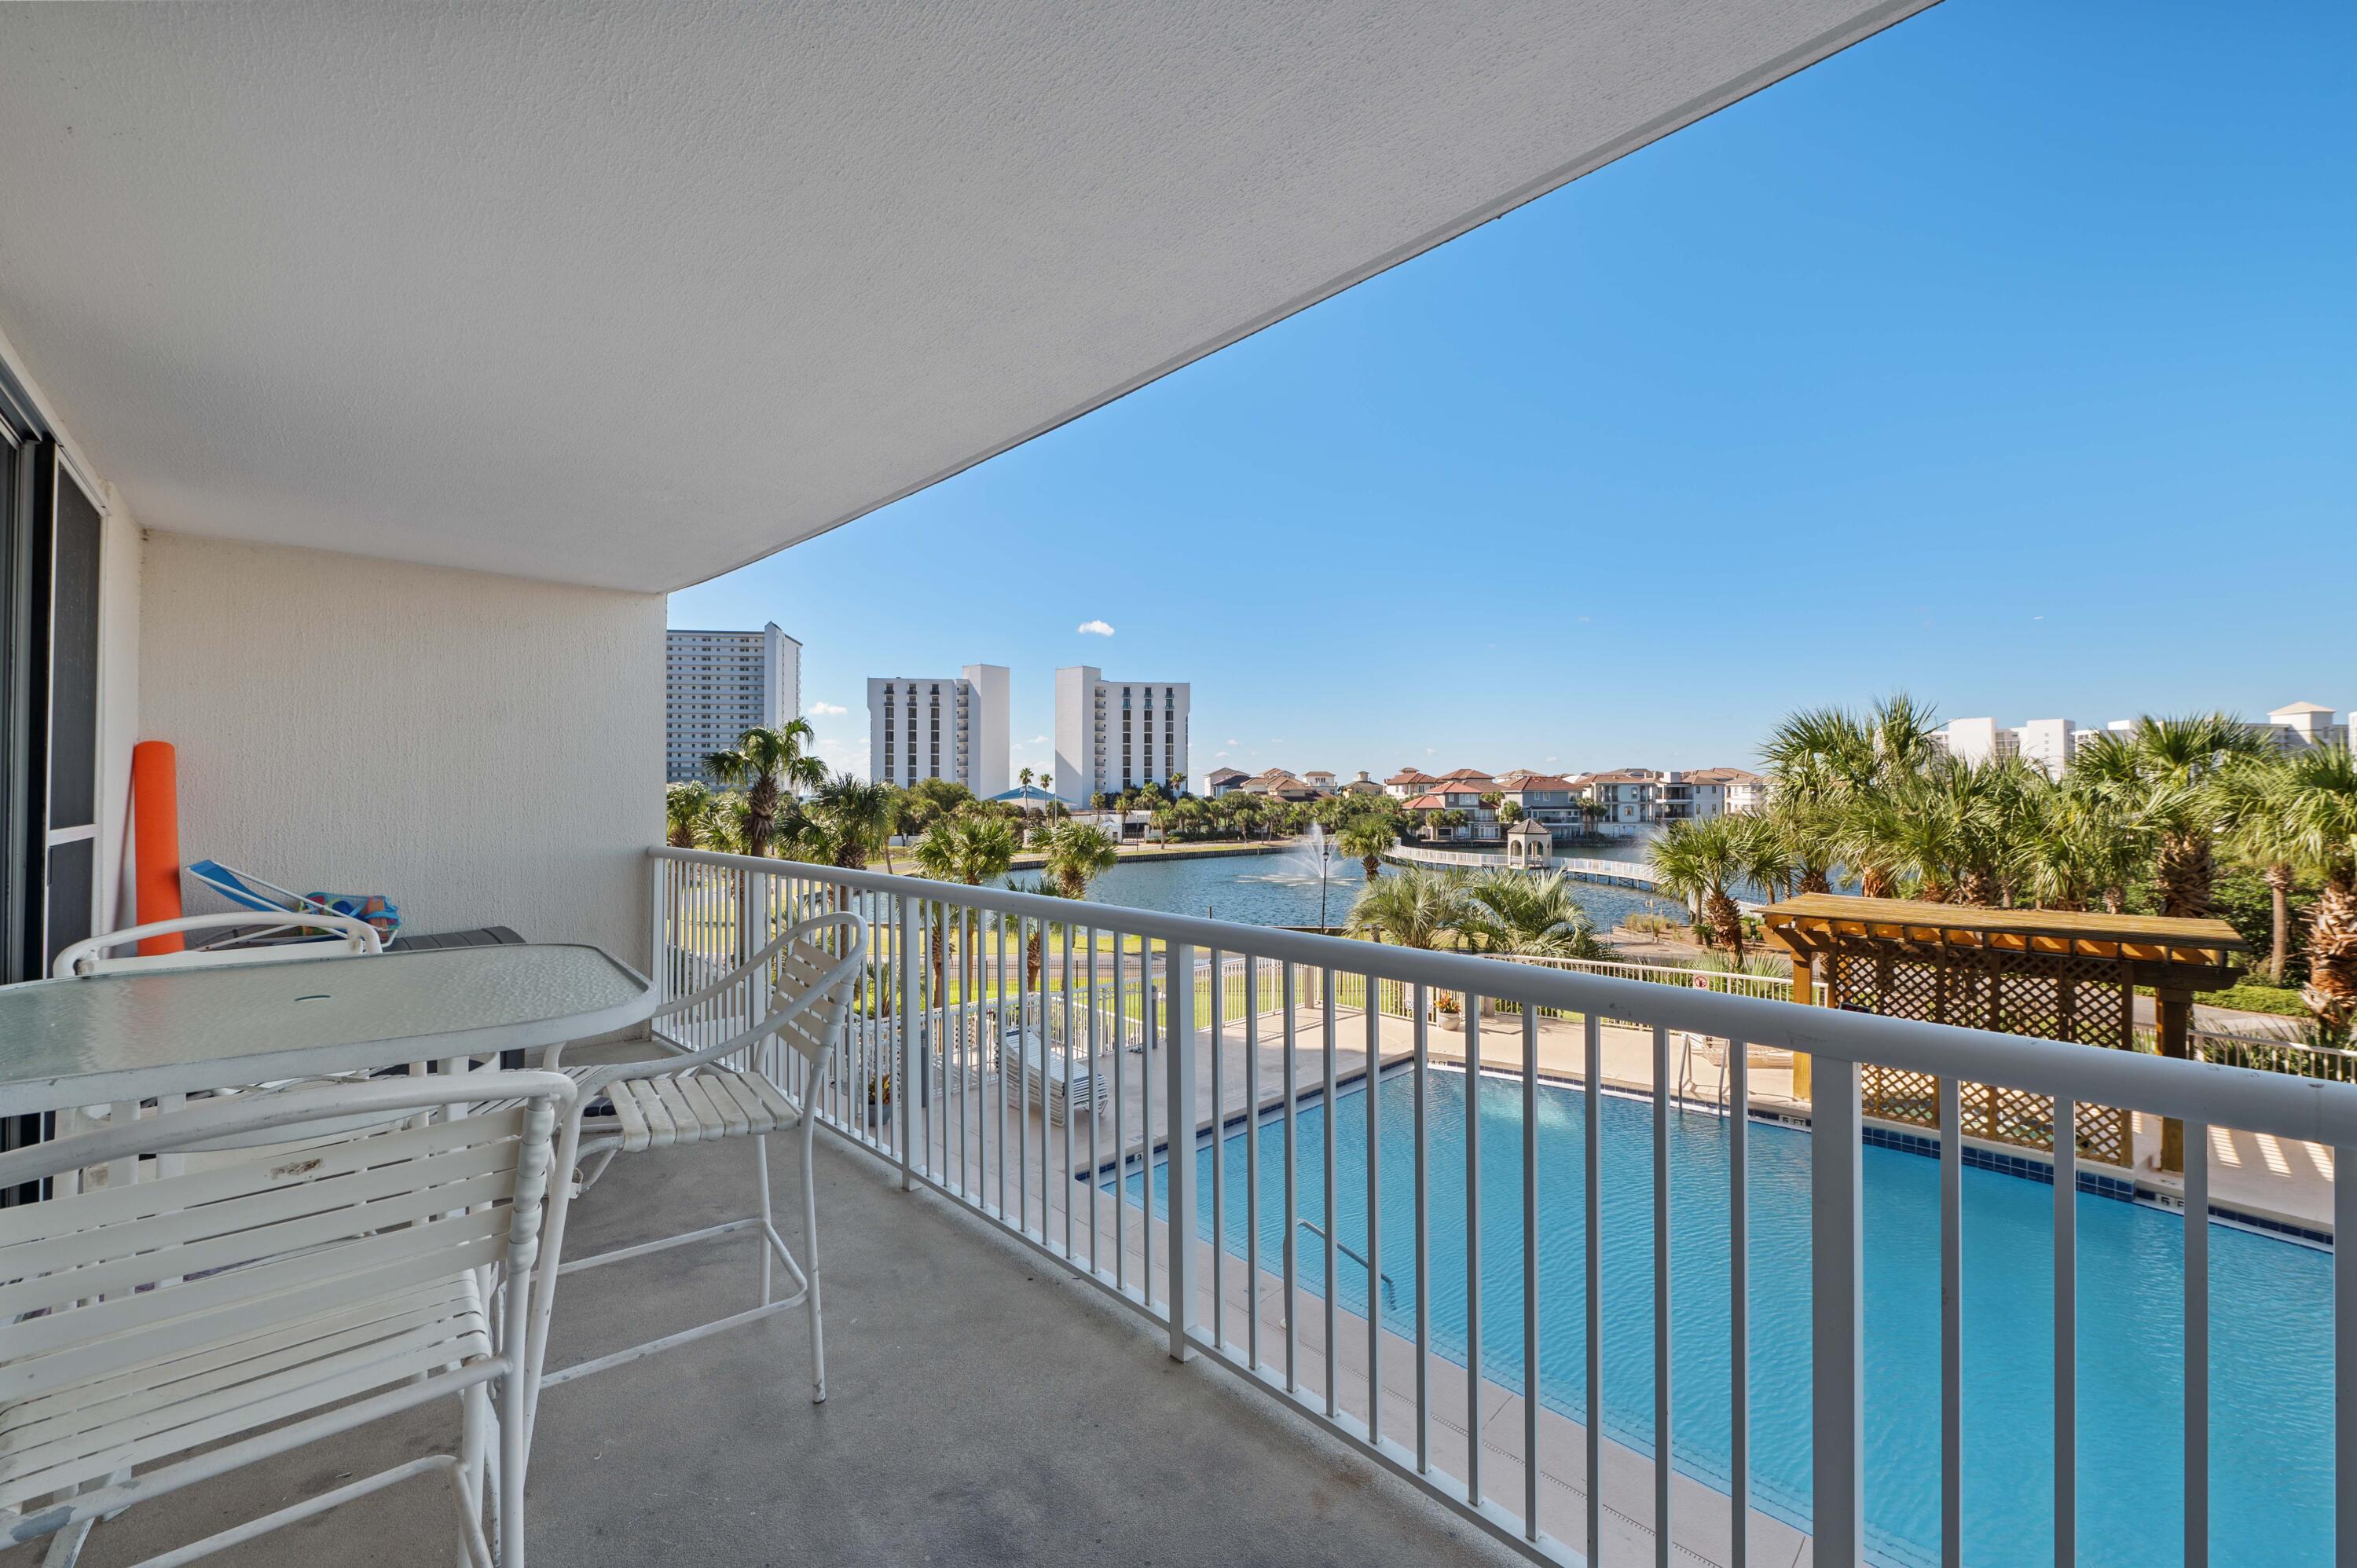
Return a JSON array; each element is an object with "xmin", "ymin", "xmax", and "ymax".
[{"xmin": 1297, "ymin": 1219, "xmax": 1397, "ymax": 1306}]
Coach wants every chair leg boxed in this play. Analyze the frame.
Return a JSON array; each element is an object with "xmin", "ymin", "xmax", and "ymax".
[
  {"xmin": 801, "ymin": 1122, "xmax": 826, "ymax": 1404},
  {"xmin": 458, "ymin": 1380, "xmax": 489, "ymax": 1568},
  {"xmin": 755, "ymin": 1134, "xmax": 774, "ymax": 1307},
  {"xmin": 497, "ymin": 1361, "xmax": 528, "ymax": 1568}
]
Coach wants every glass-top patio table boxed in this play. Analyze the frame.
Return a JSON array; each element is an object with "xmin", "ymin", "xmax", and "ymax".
[{"xmin": 0, "ymin": 943, "xmax": 654, "ymax": 1117}]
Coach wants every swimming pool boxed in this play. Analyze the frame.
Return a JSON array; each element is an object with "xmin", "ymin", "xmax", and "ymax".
[{"xmin": 1120, "ymin": 1067, "xmax": 2332, "ymax": 1567}]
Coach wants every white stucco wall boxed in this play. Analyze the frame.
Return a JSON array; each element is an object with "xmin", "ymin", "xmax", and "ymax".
[{"xmin": 137, "ymin": 532, "xmax": 662, "ymax": 968}]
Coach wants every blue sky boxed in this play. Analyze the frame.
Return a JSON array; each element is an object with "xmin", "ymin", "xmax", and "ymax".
[{"xmin": 670, "ymin": 0, "xmax": 2355, "ymax": 785}]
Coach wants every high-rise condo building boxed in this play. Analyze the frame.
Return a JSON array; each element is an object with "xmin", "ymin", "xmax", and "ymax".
[
  {"xmin": 665, "ymin": 622, "xmax": 801, "ymax": 783},
  {"xmin": 1053, "ymin": 666, "xmax": 1189, "ymax": 804},
  {"xmin": 866, "ymin": 665, "xmax": 1010, "ymax": 796}
]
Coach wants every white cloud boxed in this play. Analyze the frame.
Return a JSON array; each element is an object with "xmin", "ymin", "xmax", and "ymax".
[
  {"xmin": 1028, "ymin": 735, "xmax": 1048, "ymax": 744},
  {"xmin": 1076, "ymin": 619, "xmax": 1115, "ymax": 637},
  {"xmin": 1225, "ymin": 738, "xmax": 1240, "ymax": 747},
  {"xmin": 1424, "ymin": 748, "xmax": 1437, "ymax": 757},
  {"xmin": 808, "ymin": 701, "xmax": 847, "ymax": 716}
]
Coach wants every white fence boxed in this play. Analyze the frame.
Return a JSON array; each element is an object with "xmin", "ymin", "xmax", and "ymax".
[
  {"xmin": 651, "ymin": 847, "xmax": 2357, "ymax": 1568},
  {"xmin": 1384, "ymin": 843, "xmax": 1666, "ymax": 887}
]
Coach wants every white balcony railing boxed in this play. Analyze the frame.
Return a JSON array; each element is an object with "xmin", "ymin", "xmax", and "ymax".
[{"xmin": 650, "ymin": 847, "xmax": 2357, "ymax": 1568}]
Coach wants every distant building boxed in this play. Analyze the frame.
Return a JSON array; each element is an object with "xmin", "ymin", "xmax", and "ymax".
[
  {"xmin": 1399, "ymin": 770, "xmax": 1500, "ymax": 842},
  {"xmin": 1659, "ymin": 769, "xmax": 1734, "ymax": 822},
  {"xmin": 1935, "ymin": 701, "xmax": 2349, "ymax": 780},
  {"xmin": 2257, "ymin": 702, "xmax": 2348, "ymax": 751},
  {"xmin": 1583, "ymin": 768, "xmax": 1661, "ymax": 826},
  {"xmin": 665, "ymin": 622, "xmax": 801, "ymax": 784},
  {"xmin": 1341, "ymin": 771, "xmax": 1384, "ymax": 797},
  {"xmin": 1235, "ymin": 768, "xmax": 1321, "ymax": 802},
  {"xmin": 1301, "ymin": 770, "xmax": 1340, "ymax": 795},
  {"xmin": 1053, "ymin": 667, "xmax": 1189, "ymax": 803},
  {"xmin": 867, "ymin": 665, "xmax": 1010, "ymax": 795},
  {"xmin": 1383, "ymin": 768, "xmax": 1438, "ymax": 800},
  {"xmin": 1688, "ymin": 767, "xmax": 1769, "ymax": 813},
  {"xmin": 1495, "ymin": 771, "xmax": 1581, "ymax": 835},
  {"xmin": 1204, "ymin": 767, "xmax": 1249, "ymax": 797}
]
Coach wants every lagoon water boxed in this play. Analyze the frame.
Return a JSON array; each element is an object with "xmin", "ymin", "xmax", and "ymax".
[{"xmin": 1054, "ymin": 837, "xmax": 1682, "ymax": 932}]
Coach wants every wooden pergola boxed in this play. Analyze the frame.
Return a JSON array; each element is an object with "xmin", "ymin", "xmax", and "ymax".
[{"xmin": 1761, "ymin": 895, "xmax": 2247, "ymax": 1172}]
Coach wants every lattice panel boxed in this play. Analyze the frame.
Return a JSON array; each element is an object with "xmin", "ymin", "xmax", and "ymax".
[
  {"xmin": 1832, "ymin": 951, "xmax": 2131, "ymax": 1049},
  {"xmin": 1841, "ymin": 951, "xmax": 2135, "ymax": 1167},
  {"xmin": 1861, "ymin": 1067, "xmax": 2133, "ymax": 1167}
]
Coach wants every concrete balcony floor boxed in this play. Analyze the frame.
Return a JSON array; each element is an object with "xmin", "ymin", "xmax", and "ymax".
[{"xmin": 9, "ymin": 1134, "xmax": 1525, "ymax": 1568}]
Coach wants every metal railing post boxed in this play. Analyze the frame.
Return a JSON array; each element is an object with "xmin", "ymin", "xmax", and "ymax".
[
  {"xmin": 1165, "ymin": 940, "xmax": 1198, "ymax": 1362},
  {"xmin": 1812, "ymin": 1051, "xmax": 1864, "ymax": 1566},
  {"xmin": 647, "ymin": 855, "xmax": 668, "ymax": 1009},
  {"xmin": 897, "ymin": 892, "xmax": 918, "ymax": 1192}
]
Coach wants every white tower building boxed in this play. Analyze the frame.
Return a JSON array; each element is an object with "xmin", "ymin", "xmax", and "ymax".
[
  {"xmin": 665, "ymin": 621, "xmax": 801, "ymax": 783},
  {"xmin": 866, "ymin": 663, "xmax": 1010, "ymax": 796},
  {"xmin": 1053, "ymin": 666, "xmax": 1189, "ymax": 804}
]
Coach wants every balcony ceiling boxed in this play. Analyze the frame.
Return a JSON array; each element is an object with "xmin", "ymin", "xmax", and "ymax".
[{"xmin": 0, "ymin": 2, "xmax": 1930, "ymax": 592}]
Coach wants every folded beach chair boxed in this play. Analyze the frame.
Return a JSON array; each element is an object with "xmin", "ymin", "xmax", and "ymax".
[{"xmin": 186, "ymin": 858, "xmax": 402, "ymax": 947}]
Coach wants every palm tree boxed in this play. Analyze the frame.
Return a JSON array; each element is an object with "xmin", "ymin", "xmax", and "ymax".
[
  {"xmin": 1337, "ymin": 815, "xmax": 1396, "ymax": 881},
  {"xmin": 1018, "ymin": 766, "xmax": 1035, "ymax": 794},
  {"xmin": 1346, "ymin": 866, "xmax": 1466, "ymax": 950},
  {"xmin": 1649, "ymin": 816, "xmax": 1752, "ymax": 958},
  {"xmin": 1005, "ymin": 877, "xmax": 1072, "ymax": 991},
  {"xmin": 1762, "ymin": 694, "xmax": 1941, "ymax": 895},
  {"xmin": 698, "ymin": 791, "xmax": 755, "ymax": 856},
  {"xmin": 703, "ymin": 720, "xmax": 826, "ymax": 857},
  {"xmin": 2118, "ymin": 713, "xmax": 2264, "ymax": 918},
  {"xmin": 2215, "ymin": 751, "xmax": 2303, "ymax": 979},
  {"xmin": 915, "ymin": 810, "xmax": 1018, "ymax": 887},
  {"xmin": 812, "ymin": 772, "xmax": 898, "ymax": 870},
  {"xmin": 2011, "ymin": 773, "xmax": 2150, "ymax": 914},
  {"xmin": 1459, "ymin": 870, "xmax": 1603, "ymax": 959},
  {"xmin": 665, "ymin": 780, "xmax": 713, "ymax": 848},
  {"xmin": 913, "ymin": 810, "xmax": 1020, "ymax": 1000},
  {"xmin": 2275, "ymin": 744, "xmax": 2357, "ymax": 1032},
  {"xmin": 1040, "ymin": 819, "xmax": 1120, "ymax": 899}
]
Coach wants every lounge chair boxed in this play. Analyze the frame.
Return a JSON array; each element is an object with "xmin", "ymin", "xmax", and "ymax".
[{"xmin": 185, "ymin": 859, "xmax": 401, "ymax": 947}]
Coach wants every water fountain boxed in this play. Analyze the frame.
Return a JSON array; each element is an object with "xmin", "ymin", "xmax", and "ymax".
[{"xmin": 1244, "ymin": 821, "xmax": 1347, "ymax": 929}]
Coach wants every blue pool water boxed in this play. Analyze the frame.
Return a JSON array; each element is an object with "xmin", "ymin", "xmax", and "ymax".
[{"xmin": 1120, "ymin": 1068, "xmax": 2332, "ymax": 1567}]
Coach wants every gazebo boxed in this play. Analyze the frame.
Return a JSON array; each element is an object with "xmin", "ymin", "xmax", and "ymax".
[
  {"xmin": 1761, "ymin": 895, "xmax": 2246, "ymax": 1172},
  {"xmin": 1504, "ymin": 816, "xmax": 1553, "ymax": 870}
]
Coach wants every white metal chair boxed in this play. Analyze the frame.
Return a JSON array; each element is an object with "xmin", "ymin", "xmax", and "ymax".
[
  {"xmin": 522, "ymin": 911, "xmax": 865, "ymax": 1429},
  {"xmin": 0, "ymin": 1072, "xmax": 578, "ymax": 1568},
  {"xmin": 53, "ymin": 911, "xmax": 382, "ymax": 976}
]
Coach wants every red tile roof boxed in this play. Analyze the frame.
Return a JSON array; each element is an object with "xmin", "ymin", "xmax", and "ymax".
[{"xmin": 1384, "ymin": 768, "xmax": 1438, "ymax": 786}]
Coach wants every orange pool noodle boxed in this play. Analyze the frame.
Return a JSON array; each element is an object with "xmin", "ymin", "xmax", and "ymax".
[{"xmin": 132, "ymin": 740, "xmax": 184, "ymax": 955}]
